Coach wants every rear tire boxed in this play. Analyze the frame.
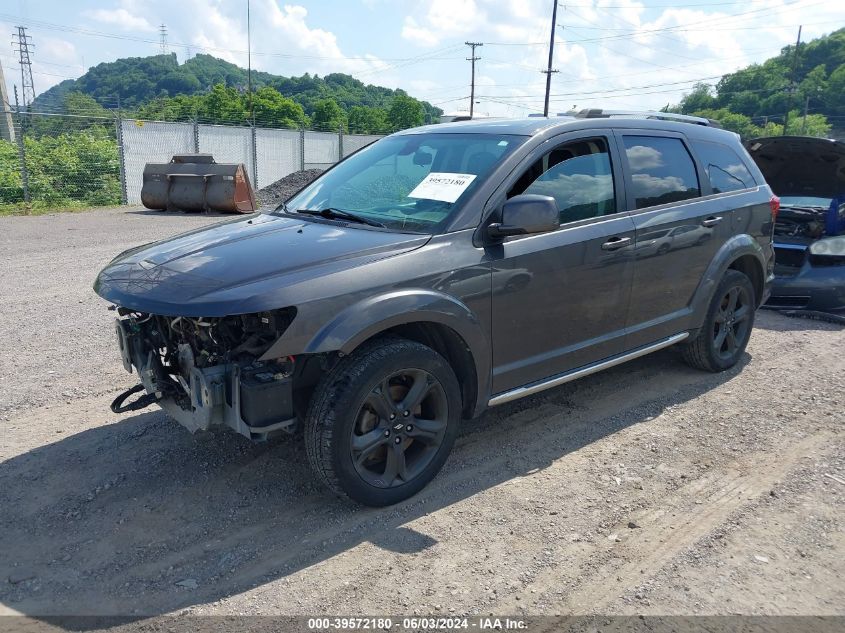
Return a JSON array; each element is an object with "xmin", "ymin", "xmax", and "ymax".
[
  {"xmin": 305, "ymin": 336, "xmax": 461, "ymax": 506},
  {"xmin": 683, "ymin": 269, "xmax": 756, "ymax": 372}
]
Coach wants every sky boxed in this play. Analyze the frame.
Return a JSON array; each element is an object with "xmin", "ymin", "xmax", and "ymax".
[{"xmin": 0, "ymin": 0, "xmax": 843, "ymax": 118}]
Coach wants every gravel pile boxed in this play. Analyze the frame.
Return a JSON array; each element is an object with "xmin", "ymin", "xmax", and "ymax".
[{"xmin": 256, "ymin": 169, "xmax": 324, "ymax": 208}]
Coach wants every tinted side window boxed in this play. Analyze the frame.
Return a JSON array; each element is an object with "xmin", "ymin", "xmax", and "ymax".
[
  {"xmin": 622, "ymin": 136, "xmax": 700, "ymax": 209},
  {"xmin": 508, "ymin": 137, "xmax": 616, "ymax": 224},
  {"xmin": 691, "ymin": 140, "xmax": 755, "ymax": 193}
]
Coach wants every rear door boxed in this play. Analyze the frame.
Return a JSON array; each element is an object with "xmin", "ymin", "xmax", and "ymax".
[
  {"xmin": 488, "ymin": 131, "xmax": 636, "ymax": 394},
  {"xmin": 618, "ymin": 131, "xmax": 736, "ymax": 347}
]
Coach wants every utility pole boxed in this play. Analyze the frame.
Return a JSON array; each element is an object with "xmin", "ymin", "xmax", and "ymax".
[
  {"xmin": 14, "ymin": 86, "xmax": 30, "ymax": 203},
  {"xmin": 159, "ymin": 24, "xmax": 168, "ymax": 56},
  {"xmin": 782, "ymin": 25, "xmax": 801, "ymax": 136},
  {"xmin": 247, "ymin": 0, "xmax": 254, "ymax": 121},
  {"xmin": 542, "ymin": 0, "xmax": 560, "ymax": 117},
  {"xmin": 465, "ymin": 42, "xmax": 482, "ymax": 119},
  {"xmin": 801, "ymin": 93, "xmax": 810, "ymax": 135},
  {"xmin": 12, "ymin": 26, "xmax": 35, "ymax": 108}
]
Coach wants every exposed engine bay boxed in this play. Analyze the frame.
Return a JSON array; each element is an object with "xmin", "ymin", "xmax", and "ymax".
[
  {"xmin": 774, "ymin": 206, "xmax": 829, "ymax": 241},
  {"xmin": 113, "ymin": 307, "xmax": 299, "ymax": 438}
]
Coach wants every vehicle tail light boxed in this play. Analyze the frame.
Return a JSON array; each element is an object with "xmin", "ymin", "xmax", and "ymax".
[{"xmin": 769, "ymin": 195, "xmax": 780, "ymax": 220}]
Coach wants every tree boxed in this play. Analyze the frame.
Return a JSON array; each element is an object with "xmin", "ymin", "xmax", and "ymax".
[
  {"xmin": 251, "ymin": 86, "xmax": 307, "ymax": 128},
  {"xmin": 136, "ymin": 94, "xmax": 201, "ymax": 122},
  {"xmin": 29, "ymin": 92, "xmax": 114, "ymax": 137},
  {"xmin": 347, "ymin": 105, "xmax": 388, "ymax": 134},
  {"xmin": 678, "ymin": 83, "xmax": 716, "ymax": 114},
  {"xmin": 387, "ymin": 94, "xmax": 424, "ymax": 131},
  {"xmin": 690, "ymin": 108, "xmax": 764, "ymax": 139},
  {"xmin": 312, "ymin": 98, "xmax": 346, "ymax": 131},
  {"xmin": 783, "ymin": 109, "xmax": 832, "ymax": 137},
  {"xmin": 196, "ymin": 84, "xmax": 247, "ymax": 124}
]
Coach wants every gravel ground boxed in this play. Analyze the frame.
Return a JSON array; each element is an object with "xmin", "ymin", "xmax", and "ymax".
[
  {"xmin": 255, "ymin": 169, "xmax": 323, "ymax": 208},
  {"xmin": 0, "ymin": 208, "xmax": 843, "ymax": 623}
]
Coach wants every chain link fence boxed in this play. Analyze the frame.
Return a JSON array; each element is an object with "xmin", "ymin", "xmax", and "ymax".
[
  {"xmin": 0, "ymin": 110, "xmax": 385, "ymax": 211},
  {"xmin": 0, "ymin": 111, "xmax": 123, "ymax": 211}
]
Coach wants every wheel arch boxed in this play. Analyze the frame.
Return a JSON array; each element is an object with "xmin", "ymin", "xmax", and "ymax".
[
  {"xmin": 727, "ymin": 254, "xmax": 764, "ymax": 306},
  {"xmin": 689, "ymin": 234, "xmax": 768, "ymax": 330},
  {"xmin": 286, "ymin": 289, "xmax": 491, "ymax": 419}
]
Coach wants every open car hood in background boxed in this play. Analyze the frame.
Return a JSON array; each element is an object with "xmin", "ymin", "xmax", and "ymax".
[{"xmin": 745, "ymin": 136, "xmax": 845, "ymax": 199}]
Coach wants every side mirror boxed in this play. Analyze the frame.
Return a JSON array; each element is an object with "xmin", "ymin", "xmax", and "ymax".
[{"xmin": 488, "ymin": 194, "xmax": 559, "ymax": 239}]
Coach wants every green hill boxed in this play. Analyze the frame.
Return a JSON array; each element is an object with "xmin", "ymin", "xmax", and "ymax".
[
  {"xmin": 673, "ymin": 27, "xmax": 845, "ymax": 138},
  {"xmin": 32, "ymin": 53, "xmax": 442, "ymax": 129}
]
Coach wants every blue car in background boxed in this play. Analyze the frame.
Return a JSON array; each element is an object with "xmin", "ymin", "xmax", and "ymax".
[{"xmin": 746, "ymin": 136, "xmax": 845, "ymax": 318}]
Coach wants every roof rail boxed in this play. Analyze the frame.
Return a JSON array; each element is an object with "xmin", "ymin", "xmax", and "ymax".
[{"xmin": 568, "ymin": 108, "xmax": 720, "ymax": 127}]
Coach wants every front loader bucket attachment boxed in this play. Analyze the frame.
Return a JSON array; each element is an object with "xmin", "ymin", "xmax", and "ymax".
[{"xmin": 141, "ymin": 154, "xmax": 256, "ymax": 214}]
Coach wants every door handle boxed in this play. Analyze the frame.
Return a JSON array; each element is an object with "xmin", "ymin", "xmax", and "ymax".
[
  {"xmin": 601, "ymin": 236, "xmax": 632, "ymax": 251},
  {"xmin": 701, "ymin": 216, "xmax": 723, "ymax": 227}
]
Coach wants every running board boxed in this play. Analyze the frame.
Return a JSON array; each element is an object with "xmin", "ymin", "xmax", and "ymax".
[{"xmin": 488, "ymin": 332, "xmax": 689, "ymax": 407}]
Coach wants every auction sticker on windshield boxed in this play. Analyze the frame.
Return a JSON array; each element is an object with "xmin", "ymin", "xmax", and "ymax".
[{"xmin": 408, "ymin": 173, "xmax": 477, "ymax": 203}]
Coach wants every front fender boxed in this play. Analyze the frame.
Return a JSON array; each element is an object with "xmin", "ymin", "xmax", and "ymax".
[
  {"xmin": 260, "ymin": 289, "xmax": 492, "ymax": 416},
  {"xmin": 688, "ymin": 234, "xmax": 769, "ymax": 330}
]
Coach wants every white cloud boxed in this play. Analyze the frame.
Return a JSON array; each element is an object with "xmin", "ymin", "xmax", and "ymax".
[
  {"xmin": 427, "ymin": 0, "xmax": 483, "ymax": 33},
  {"xmin": 632, "ymin": 173, "xmax": 687, "ymax": 196},
  {"xmin": 402, "ymin": 17, "xmax": 440, "ymax": 48},
  {"xmin": 84, "ymin": 8, "xmax": 156, "ymax": 32},
  {"xmin": 626, "ymin": 145, "xmax": 664, "ymax": 171},
  {"xmin": 401, "ymin": 0, "xmax": 485, "ymax": 46},
  {"xmin": 527, "ymin": 173, "xmax": 615, "ymax": 207}
]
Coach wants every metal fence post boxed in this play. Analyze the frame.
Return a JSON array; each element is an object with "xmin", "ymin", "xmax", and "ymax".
[
  {"xmin": 14, "ymin": 108, "xmax": 30, "ymax": 204},
  {"xmin": 192, "ymin": 119, "xmax": 200, "ymax": 153},
  {"xmin": 338, "ymin": 122, "xmax": 344, "ymax": 161},
  {"xmin": 115, "ymin": 114, "xmax": 128, "ymax": 205},
  {"xmin": 299, "ymin": 126, "xmax": 306, "ymax": 171},
  {"xmin": 250, "ymin": 121, "xmax": 259, "ymax": 188}
]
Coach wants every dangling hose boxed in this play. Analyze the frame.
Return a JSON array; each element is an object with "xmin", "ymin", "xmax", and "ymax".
[{"xmin": 111, "ymin": 384, "xmax": 161, "ymax": 414}]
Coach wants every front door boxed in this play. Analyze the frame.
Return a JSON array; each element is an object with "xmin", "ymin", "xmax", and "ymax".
[{"xmin": 489, "ymin": 133, "xmax": 636, "ymax": 394}]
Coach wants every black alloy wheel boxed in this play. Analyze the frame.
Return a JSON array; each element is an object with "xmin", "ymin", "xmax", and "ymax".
[
  {"xmin": 306, "ymin": 336, "xmax": 461, "ymax": 506},
  {"xmin": 712, "ymin": 284, "xmax": 752, "ymax": 361},
  {"xmin": 682, "ymin": 269, "xmax": 756, "ymax": 372},
  {"xmin": 350, "ymin": 369, "xmax": 449, "ymax": 488}
]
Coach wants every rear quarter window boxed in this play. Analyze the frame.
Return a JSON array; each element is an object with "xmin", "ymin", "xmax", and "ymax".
[
  {"xmin": 691, "ymin": 140, "xmax": 756, "ymax": 194},
  {"xmin": 622, "ymin": 136, "xmax": 701, "ymax": 209}
]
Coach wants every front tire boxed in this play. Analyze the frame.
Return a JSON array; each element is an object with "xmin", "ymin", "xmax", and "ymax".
[
  {"xmin": 305, "ymin": 336, "xmax": 461, "ymax": 506},
  {"xmin": 683, "ymin": 269, "xmax": 756, "ymax": 372}
]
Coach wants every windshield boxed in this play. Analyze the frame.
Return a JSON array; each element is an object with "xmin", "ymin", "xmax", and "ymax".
[
  {"xmin": 780, "ymin": 196, "xmax": 833, "ymax": 208},
  {"xmin": 283, "ymin": 133, "xmax": 524, "ymax": 233}
]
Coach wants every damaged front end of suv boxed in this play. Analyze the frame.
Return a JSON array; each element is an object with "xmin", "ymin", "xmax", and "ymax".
[
  {"xmin": 95, "ymin": 204, "xmax": 434, "ymax": 443},
  {"xmin": 113, "ymin": 307, "xmax": 298, "ymax": 438},
  {"xmin": 746, "ymin": 136, "xmax": 845, "ymax": 316}
]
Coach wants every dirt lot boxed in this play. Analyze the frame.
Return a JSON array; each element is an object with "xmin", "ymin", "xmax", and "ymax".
[{"xmin": 0, "ymin": 208, "xmax": 843, "ymax": 622}]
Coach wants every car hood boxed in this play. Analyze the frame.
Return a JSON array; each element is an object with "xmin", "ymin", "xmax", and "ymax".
[
  {"xmin": 745, "ymin": 136, "xmax": 845, "ymax": 199},
  {"xmin": 94, "ymin": 213, "xmax": 430, "ymax": 316}
]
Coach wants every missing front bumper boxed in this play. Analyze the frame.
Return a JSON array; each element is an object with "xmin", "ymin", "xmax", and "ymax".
[{"xmin": 115, "ymin": 318, "xmax": 297, "ymax": 440}]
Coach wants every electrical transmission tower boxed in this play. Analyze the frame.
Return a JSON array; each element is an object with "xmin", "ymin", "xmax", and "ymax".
[
  {"xmin": 465, "ymin": 41, "xmax": 483, "ymax": 119},
  {"xmin": 12, "ymin": 26, "xmax": 35, "ymax": 108},
  {"xmin": 159, "ymin": 24, "xmax": 168, "ymax": 55}
]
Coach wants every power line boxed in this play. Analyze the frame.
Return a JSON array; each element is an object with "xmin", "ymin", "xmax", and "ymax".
[
  {"xmin": 0, "ymin": 12, "xmax": 460, "ymax": 64},
  {"xmin": 465, "ymin": 41, "xmax": 482, "ymax": 118}
]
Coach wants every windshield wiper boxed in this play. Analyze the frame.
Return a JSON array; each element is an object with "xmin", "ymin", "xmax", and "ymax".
[{"xmin": 295, "ymin": 207, "xmax": 385, "ymax": 228}]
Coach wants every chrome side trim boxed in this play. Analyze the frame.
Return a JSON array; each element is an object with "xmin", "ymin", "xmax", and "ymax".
[{"xmin": 488, "ymin": 332, "xmax": 689, "ymax": 407}]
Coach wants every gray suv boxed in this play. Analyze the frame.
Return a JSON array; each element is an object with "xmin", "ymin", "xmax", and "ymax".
[{"xmin": 96, "ymin": 111, "xmax": 776, "ymax": 505}]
